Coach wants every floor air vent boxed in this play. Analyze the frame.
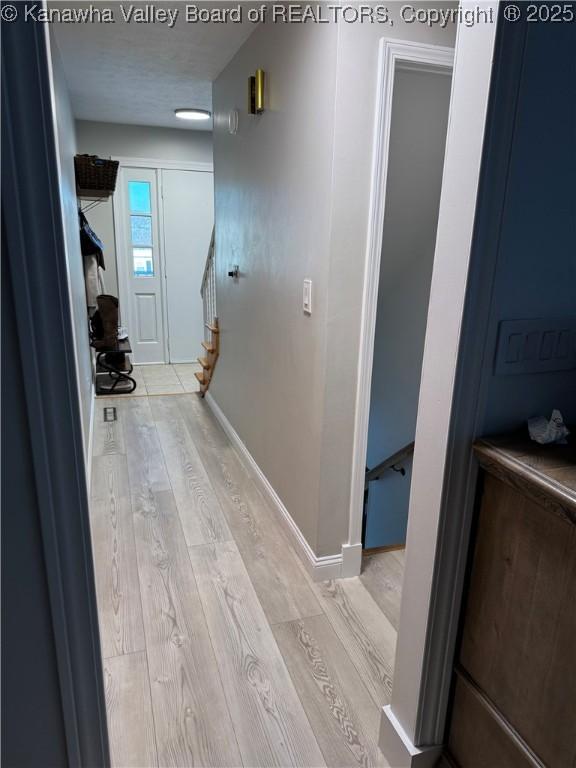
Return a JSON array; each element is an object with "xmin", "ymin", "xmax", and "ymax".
[{"xmin": 103, "ymin": 406, "xmax": 117, "ymax": 422}]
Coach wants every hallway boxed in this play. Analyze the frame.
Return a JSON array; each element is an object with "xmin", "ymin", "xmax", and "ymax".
[{"xmin": 90, "ymin": 392, "xmax": 399, "ymax": 767}]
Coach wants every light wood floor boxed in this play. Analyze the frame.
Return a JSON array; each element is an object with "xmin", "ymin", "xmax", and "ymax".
[{"xmin": 89, "ymin": 393, "xmax": 403, "ymax": 768}]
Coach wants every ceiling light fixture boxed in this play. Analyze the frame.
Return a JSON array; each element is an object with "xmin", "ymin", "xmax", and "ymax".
[{"xmin": 174, "ymin": 108, "xmax": 211, "ymax": 121}]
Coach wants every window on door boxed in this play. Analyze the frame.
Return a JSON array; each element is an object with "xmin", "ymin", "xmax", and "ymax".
[{"xmin": 128, "ymin": 181, "xmax": 154, "ymax": 277}]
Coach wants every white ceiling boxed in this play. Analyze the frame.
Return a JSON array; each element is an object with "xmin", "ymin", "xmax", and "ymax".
[{"xmin": 51, "ymin": 2, "xmax": 257, "ymax": 131}]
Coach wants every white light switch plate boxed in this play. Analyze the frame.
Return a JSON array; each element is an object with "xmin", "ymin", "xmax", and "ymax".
[
  {"xmin": 495, "ymin": 317, "xmax": 576, "ymax": 375},
  {"xmin": 303, "ymin": 279, "xmax": 312, "ymax": 314}
]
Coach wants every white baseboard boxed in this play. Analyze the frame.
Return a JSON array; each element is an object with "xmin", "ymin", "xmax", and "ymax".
[
  {"xmin": 341, "ymin": 542, "xmax": 363, "ymax": 577},
  {"xmin": 204, "ymin": 393, "xmax": 358, "ymax": 581},
  {"xmin": 379, "ymin": 706, "xmax": 442, "ymax": 768},
  {"xmin": 86, "ymin": 381, "xmax": 96, "ymax": 495}
]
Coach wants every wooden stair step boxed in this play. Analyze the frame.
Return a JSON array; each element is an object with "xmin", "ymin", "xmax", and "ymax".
[{"xmin": 197, "ymin": 319, "xmax": 219, "ymax": 397}]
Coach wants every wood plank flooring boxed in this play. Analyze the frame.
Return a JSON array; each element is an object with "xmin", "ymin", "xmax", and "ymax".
[
  {"xmin": 359, "ymin": 550, "xmax": 404, "ymax": 632},
  {"xmin": 104, "ymin": 651, "xmax": 157, "ymax": 768},
  {"xmin": 88, "ymin": 391, "xmax": 402, "ymax": 767},
  {"xmin": 90, "ymin": 453, "xmax": 145, "ymax": 659},
  {"xmin": 273, "ymin": 615, "xmax": 386, "ymax": 768},
  {"xmin": 189, "ymin": 540, "xmax": 325, "ymax": 768}
]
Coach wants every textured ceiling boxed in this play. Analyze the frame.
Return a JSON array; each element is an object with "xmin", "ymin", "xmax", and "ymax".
[{"xmin": 51, "ymin": 2, "xmax": 257, "ymax": 130}]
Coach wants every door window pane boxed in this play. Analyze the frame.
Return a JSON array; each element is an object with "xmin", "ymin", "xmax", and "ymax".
[
  {"xmin": 133, "ymin": 247, "xmax": 154, "ymax": 277},
  {"xmin": 131, "ymin": 215, "xmax": 152, "ymax": 246},
  {"xmin": 128, "ymin": 181, "xmax": 151, "ymax": 214}
]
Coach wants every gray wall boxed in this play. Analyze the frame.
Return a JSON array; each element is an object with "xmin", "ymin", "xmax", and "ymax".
[
  {"xmin": 211, "ymin": 22, "xmax": 338, "ymax": 552},
  {"xmin": 76, "ymin": 120, "xmax": 213, "ymax": 301},
  {"xmin": 211, "ymin": 16, "xmax": 456, "ymax": 558},
  {"xmin": 76, "ymin": 120, "xmax": 214, "ymax": 163},
  {"xmin": 50, "ymin": 40, "xmax": 93, "ymax": 456},
  {"xmin": 365, "ymin": 68, "xmax": 452, "ymax": 549}
]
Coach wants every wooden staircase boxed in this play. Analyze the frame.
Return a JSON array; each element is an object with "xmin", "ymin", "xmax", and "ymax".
[
  {"xmin": 198, "ymin": 227, "xmax": 218, "ymax": 396},
  {"xmin": 195, "ymin": 318, "xmax": 219, "ymax": 397}
]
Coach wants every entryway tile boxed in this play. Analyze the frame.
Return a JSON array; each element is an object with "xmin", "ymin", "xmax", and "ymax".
[{"xmin": 146, "ymin": 383, "xmax": 185, "ymax": 395}]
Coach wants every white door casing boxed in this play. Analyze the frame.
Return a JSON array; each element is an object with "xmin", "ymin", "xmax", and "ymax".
[
  {"xmin": 114, "ymin": 166, "xmax": 166, "ymax": 364},
  {"xmin": 349, "ymin": 39, "xmax": 454, "ymax": 552},
  {"xmin": 373, "ymin": 13, "xmax": 499, "ymax": 763},
  {"xmin": 162, "ymin": 168, "xmax": 214, "ymax": 363}
]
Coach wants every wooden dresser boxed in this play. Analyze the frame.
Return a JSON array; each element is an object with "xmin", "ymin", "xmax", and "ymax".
[{"xmin": 444, "ymin": 434, "xmax": 576, "ymax": 767}]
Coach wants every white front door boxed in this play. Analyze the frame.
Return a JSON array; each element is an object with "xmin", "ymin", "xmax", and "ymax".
[
  {"xmin": 117, "ymin": 167, "xmax": 166, "ymax": 364},
  {"xmin": 162, "ymin": 169, "xmax": 214, "ymax": 363}
]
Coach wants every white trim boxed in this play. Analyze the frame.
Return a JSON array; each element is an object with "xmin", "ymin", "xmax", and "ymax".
[
  {"xmin": 205, "ymin": 393, "xmax": 344, "ymax": 581},
  {"xmin": 379, "ymin": 706, "xmax": 442, "ymax": 768},
  {"xmin": 112, "ymin": 155, "xmax": 213, "ymax": 173},
  {"xmin": 113, "ymin": 166, "xmax": 168, "ymax": 364},
  {"xmin": 85, "ymin": 380, "xmax": 96, "ymax": 494},
  {"xmin": 113, "ymin": 168, "xmax": 134, "ymax": 359},
  {"xmin": 383, "ymin": 9, "xmax": 499, "ymax": 754},
  {"xmin": 348, "ymin": 39, "xmax": 454, "ymax": 551},
  {"xmin": 341, "ymin": 543, "xmax": 363, "ymax": 578},
  {"xmin": 157, "ymin": 169, "xmax": 170, "ymax": 363}
]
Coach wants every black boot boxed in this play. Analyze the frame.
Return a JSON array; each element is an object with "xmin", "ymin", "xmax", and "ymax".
[{"xmin": 93, "ymin": 294, "xmax": 118, "ymax": 349}]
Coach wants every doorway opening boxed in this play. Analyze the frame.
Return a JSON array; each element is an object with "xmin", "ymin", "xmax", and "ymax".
[
  {"xmin": 351, "ymin": 40, "xmax": 454, "ymax": 553},
  {"xmin": 113, "ymin": 160, "xmax": 214, "ymax": 366}
]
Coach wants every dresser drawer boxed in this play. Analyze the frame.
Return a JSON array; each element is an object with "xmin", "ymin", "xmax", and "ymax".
[
  {"xmin": 458, "ymin": 473, "xmax": 576, "ymax": 766},
  {"xmin": 446, "ymin": 673, "xmax": 539, "ymax": 768}
]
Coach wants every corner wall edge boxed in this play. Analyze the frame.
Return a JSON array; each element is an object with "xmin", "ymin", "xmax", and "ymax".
[{"xmin": 204, "ymin": 392, "xmax": 344, "ymax": 581}]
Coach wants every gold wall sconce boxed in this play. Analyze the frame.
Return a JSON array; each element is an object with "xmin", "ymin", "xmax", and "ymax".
[{"xmin": 248, "ymin": 69, "xmax": 265, "ymax": 115}]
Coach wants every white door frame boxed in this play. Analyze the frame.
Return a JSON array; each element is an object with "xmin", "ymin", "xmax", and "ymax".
[
  {"xmin": 112, "ymin": 157, "xmax": 213, "ymax": 365},
  {"xmin": 114, "ymin": 165, "xmax": 167, "ymax": 364},
  {"xmin": 372, "ymin": 13, "xmax": 499, "ymax": 765},
  {"xmin": 348, "ymin": 39, "xmax": 454, "ymax": 552}
]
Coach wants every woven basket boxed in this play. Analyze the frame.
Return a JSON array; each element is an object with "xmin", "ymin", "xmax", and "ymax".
[{"xmin": 74, "ymin": 154, "xmax": 119, "ymax": 197}]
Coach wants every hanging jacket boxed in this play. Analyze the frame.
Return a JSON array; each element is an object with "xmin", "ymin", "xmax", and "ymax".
[
  {"xmin": 79, "ymin": 209, "xmax": 105, "ymax": 269},
  {"xmin": 84, "ymin": 255, "xmax": 107, "ymax": 315}
]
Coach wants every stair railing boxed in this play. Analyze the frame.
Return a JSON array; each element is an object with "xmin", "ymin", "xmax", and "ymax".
[
  {"xmin": 201, "ymin": 227, "xmax": 216, "ymax": 339},
  {"xmin": 365, "ymin": 441, "xmax": 415, "ymax": 488}
]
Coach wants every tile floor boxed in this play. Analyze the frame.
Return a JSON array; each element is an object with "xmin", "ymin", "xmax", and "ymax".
[{"xmin": 130, "ymin": 363, "xmax": 202, "ymax": 396}]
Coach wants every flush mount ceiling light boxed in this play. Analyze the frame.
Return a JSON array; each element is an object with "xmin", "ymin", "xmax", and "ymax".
[{"xmin": 174, "ymin": 108, "xmax": 211, "ymax": 121}]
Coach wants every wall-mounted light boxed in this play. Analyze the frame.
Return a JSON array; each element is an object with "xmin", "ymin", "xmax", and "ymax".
[
  {"xmin": 248, "ymin": 69, "xmax": 265, "ymax": 115},
  {"xmin": 174, "ymin": 108, "xmax": 211, "ymax": 121}
]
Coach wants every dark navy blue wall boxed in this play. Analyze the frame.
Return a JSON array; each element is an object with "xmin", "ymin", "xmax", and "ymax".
[
  {"xmin": 481, "ymin": 18, "xmax": 576, "ymax": 433},
  {"xmin": 1, "ymin": 13, "xmax": 109, "ymax": 767},
  {"xmin": 1, "ymin": 237, "xmax": 69, "ymax": 768}
]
